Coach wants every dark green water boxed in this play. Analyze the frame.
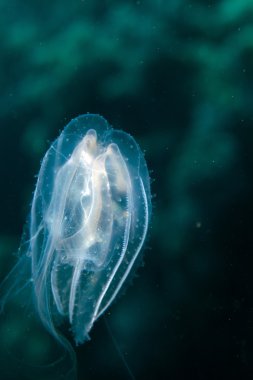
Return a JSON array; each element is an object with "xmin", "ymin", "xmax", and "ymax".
[{"xmin": 0, "ymin": 1, "xmax": 252, "ymax": 379}]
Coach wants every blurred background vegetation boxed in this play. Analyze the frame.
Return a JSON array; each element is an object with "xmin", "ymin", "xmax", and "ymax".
[{"xmin": 0, "ymin": 0, "xmax": 253, "ymax": 379}]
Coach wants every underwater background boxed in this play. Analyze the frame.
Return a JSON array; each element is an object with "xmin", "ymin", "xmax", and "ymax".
[{"xmin": 0, "ymin": 0, "xmax": 253, "ymax": 379}]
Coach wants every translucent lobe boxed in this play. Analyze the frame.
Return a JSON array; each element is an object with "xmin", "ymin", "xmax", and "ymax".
[{"xmin": 29, "ymin": 114, "xmax": 151, "ymax": 344}]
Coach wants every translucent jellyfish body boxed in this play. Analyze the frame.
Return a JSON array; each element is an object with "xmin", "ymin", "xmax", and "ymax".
[{"xmin": 19, "ymin": 114, "xmax": 151, "ymax": 345}]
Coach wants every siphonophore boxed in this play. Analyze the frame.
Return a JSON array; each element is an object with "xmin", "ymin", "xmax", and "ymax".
[{"xmin": 0, "ymin": 114, "xmax": 151, "ymax": 370}]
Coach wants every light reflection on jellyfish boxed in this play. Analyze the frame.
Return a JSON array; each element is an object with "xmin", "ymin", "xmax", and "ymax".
[{"xmin": 0, "ymin": 114, "xmax": 151, "ymax": 377}]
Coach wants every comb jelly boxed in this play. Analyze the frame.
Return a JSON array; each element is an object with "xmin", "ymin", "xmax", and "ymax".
[{"xmin": 0, "ymin": 114, "xmax": 151, "ymax": 365}]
